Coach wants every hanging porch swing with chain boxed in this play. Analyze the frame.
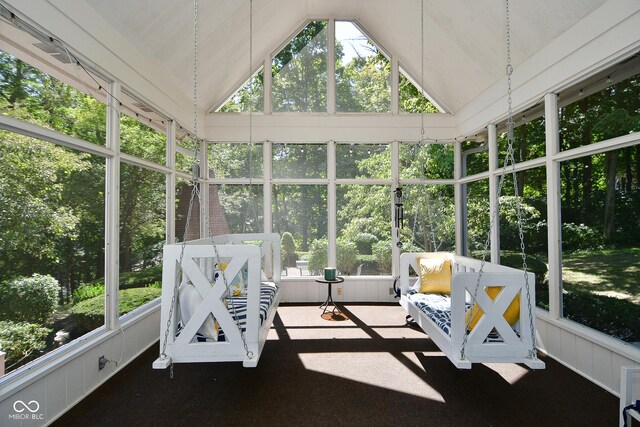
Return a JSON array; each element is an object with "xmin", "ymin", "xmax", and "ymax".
[
  {"xmin": 397, "ymin": 0, "xmax": 545, "ymax": 370},
  {"xmin": 153, "ymin": 0, "xmax": 281, "ymax": 371}
]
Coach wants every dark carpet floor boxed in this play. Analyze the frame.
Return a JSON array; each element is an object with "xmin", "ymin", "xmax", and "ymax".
[{"xmin": 54, "ymin": 304, "xmax": 618, "ymax": 426}]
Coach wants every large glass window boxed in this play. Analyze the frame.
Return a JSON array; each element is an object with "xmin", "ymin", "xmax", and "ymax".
[
  {"xmin": 498, "ymin": 168, "xmax": 549, "ymax": 309},
  {"xmin": 0, "ymin": 131, "xmax": 105, "ymax": 373},
  {"xmin": 119, "ymin": 163, "xmax": 165, "ymax": 314},
  {"xmin": 120, "ymin": 114, "xmax": 166, "ymax": 165},
  {"xmin": 560, "ymin": 149, "xmax": 640, "ymax": 343},
  {"xmin": 208, "ymin": 142, "xmax": 263, "ymax": 179},
  {"xmin": 336, "ymin": 143, "xmax": 390, "ymax": 179},
  {"xmin": 464, "ymin": 179, "xmax": 490, "ymax": 258},
  {"xmin": 335, "ymin": 21, "xmax": 390, "ymax": 113},
  {"xmin": 560, "ymin": 72, "xmax": 640, "ymax": 151},
  {"xmin": 219, "ymin": 68, "xmax": 264, "ymax": 113},
  {"xmin": 0, "ymin": 50, "xmax": 106, "ymax": 145},
  {"xmin": 272, "ymin": 21, "xmax": 328, "ymax": 112},
  {"xmin": 272, "ymin": 143, "xmax": 326, "ymax": 179},
  {"xmin": 498, "ymin": 114, "xmax": 546, "ymax": 163},
  {"xmin": 402, "ymin": 185, "xmax": 455, "ymax": 253},
  {"xmin": 337, "ymin": 185, "xmax": 390, "ymax": 275},
  {"xmin": 215, "ymin": 184, "xmax": 264, "ymax": 234},
  {"xmin": 399, "ymin": 68, "xmax": 441, "ymax": 114},
  {"xmin": 399, "ymin": 142, "xmax": 454, "ymax": 180},
  {"xmin": 272, "ymin": 185, "xmax": 327, "ymax": 277}
]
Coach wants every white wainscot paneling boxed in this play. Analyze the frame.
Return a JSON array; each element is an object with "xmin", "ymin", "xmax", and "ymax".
[
  {"xmin": 537, "ymin": 314, "xmax": 640, "ymax": 396},
  {"xmin": 0, "ymin": 303, "xmax": 161, "ymax": 426},
  {"xmin": 280, "ymin": 277, "xmax": 396, "ymax": 303},
  {"xmin": 576, "ymin": 336, "xmax": 595, "ymax": 379}
]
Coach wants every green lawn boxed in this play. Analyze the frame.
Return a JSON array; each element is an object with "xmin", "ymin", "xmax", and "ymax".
[{"xmin": 562, "ymin": 247, "xmax": 640, "ymax": 303}]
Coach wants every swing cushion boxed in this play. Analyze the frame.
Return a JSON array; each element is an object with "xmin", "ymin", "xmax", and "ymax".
[
  {"xmin": 214, "ymin": 262, "xmax": 246, "ymax": 296},
  {"xmin": 465, "ymin": 286, "xmax": 520, "ymax": 330},
  {"xmin": 417, "ymin": 257, "xmax": 452, "ymax": 294},
  {"xmin": 178, "ymin": 282, "xmax": 219, "ymax": 340}
]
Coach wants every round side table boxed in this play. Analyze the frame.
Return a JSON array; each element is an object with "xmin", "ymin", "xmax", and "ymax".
[{"xmin": 315, "ymin": 276, "xmax": 345, "ymax": 316}]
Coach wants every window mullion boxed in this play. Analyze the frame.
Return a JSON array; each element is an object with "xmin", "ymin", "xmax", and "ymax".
[
  {"xmin": 105, "ymin": 81, "xmax": 121, "ymax": 330},
  {"xmin": 327, "ymin": 19, "xmax": 336, "ymax": 114},
  {"xmin": 328, "ymin": 140, "xmax": 337, "ymax": 268},
  {"xmin": 264, "ymin": 140, "xmax": 273, "ymax": 234}
]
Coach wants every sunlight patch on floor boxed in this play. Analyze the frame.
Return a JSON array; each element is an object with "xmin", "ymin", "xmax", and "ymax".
[
  {"xmin": 298, "ymin": 352, "xmax": 445, "ymax": 401},
  {"xmin": 484, "ymin": 362, "xmax": 531, "ymax": 384}
]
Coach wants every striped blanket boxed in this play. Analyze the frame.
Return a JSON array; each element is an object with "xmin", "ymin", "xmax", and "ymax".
[
  {"xmin": 407, "ymin": 291, "xmax": 512, "ymax": 343},
  {"xmin": 177, "ymin": 282, "xmax": 278, "ymax": 342}
]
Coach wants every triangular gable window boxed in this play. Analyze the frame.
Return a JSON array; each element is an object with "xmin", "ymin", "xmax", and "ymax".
[
  {"xmin": 335, "ymin": 21, "xmax": 390, "ymax": 112},
  {"xmin": 218, "ymin": 67, "xmax": 264, "ymax": 112},
  {"xmin": 272, "ymin": 21, "xmax": 328, "ymax": 112},
  {"xmin": 399, "ymin": 67, "xmax": 443, "ymax": 113}
]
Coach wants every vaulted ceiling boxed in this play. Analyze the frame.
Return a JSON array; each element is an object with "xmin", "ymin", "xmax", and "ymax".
[
  {"xmin": 1, "ymin": 0, "xmax": 638, "ymax": 137},
  {"xmin": 82, "ymin": 0, "xmax": 607, "ymax": 114}
]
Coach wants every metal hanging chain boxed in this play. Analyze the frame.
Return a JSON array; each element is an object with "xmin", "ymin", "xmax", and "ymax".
[
  {"xmin": 245, "ymin": 0, "xmax": 259, "ymax": 233},
  {"xmin": 461, "ymin": 0, "xmax": 536, "ymax": 361},
  {"xmin": 420, "ymin": 0, "xmax": 425, "ymax": 139},
  {"xmin": 504, "ymin": 0, "xmax": 537, "ymax": 359},
  {"xmin": 209, "ymin": 0, "xmax": 254, "ymax": 360},
  {"xmin": 160, "ymin": 0, "xmax": 202, "ymax": 377},
  {"xmin": 416, "ymin": 0, "xmax": 437, "ymax": 253}
]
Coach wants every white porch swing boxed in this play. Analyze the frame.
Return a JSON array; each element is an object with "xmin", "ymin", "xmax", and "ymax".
[
  {"xmin": 153, "ymin": 0, "xmax": 281, "ymax": 371},
  {"xmin": 398, "ymin": 0, "xmax": 545, "ymax": 370}
]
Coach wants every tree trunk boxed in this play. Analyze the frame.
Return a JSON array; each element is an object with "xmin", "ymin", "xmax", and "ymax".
[
  {"xmin": 603, "ymin": 151, "xmax": 618, "ymax": 242},
  {"xmin": 8, "ymin": 59, "xmax": 26, "ymax": 106}
]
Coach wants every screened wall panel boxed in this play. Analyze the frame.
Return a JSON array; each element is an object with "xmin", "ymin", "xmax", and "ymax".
[
  {"xmin": 272, "ymin": 184, "xmax": 327, "ymax": 277},
  {"xmin": 560, "ymin": 149, "xmax": 640, "ymax": 344},
  {"xmin": 401, "ymin": 184, "xmax": 455, "ymax": 253},
  {"xmin": 0, "ymin": 131, "xmax": 105, "ymax": 373},
  {"xmin": 214, "ymin": 184, "xmax": 263, "ymax": 234},
  {"xmin": 272, "ymin": 143, "xmax": 327, "ymax": 179},
  {"xmin": 336, "ymin": 143, "xmax": 390, "ymax": 179},
  {"xmin": 498, "ymin": 167, "xmax": 549, "ymax": 309},
  {"xmin": 559, "ymin": 72, "xmax": 640, "ymax": 151},
  {"xmin": 208, "ymin": 142, "xmax": 263, "ymax": 179},
  {"xmin": 119, "ymin": 163, "xmax": 164, "ymax": 313},
  {"xmin": 120, "ymin": 114, "xmax": 166, "ymax": 165},
  {"xmin": 399, "ymin": 142, "xmax": 454, "ymax": 180},
  {"xmin": 337, "ymin": 184, "xmax": 391, "ymax": 276},
  {"xmin": 0, "ymin": 49, "xmax": 107, "ymax": 146},
  {"xmin": 464, "ymin": 179, "xmax": 490, "ymax": 258}
]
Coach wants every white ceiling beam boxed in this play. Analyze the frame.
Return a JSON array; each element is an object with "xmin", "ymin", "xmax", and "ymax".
[{"xmin": 205, "ymin": 113, "xmax": 456, "ymax": 142}]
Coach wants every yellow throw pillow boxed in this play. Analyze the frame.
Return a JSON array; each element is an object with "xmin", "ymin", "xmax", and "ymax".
[
  {"xmin": 466, "ymin": 286, "xmax": 520, "ymax": 330},
  {"xmin": 213, "ymin": 262, "xmax": 246, "ymax": 296},
  {"xmin": 418, "ymin": 257, "xmax": 452, "ymax": 294}
]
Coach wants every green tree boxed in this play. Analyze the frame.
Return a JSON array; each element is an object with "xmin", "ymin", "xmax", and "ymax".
[{"xmin": 272, "ymin": 21, "xmax": 328, "ymax": 112}]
